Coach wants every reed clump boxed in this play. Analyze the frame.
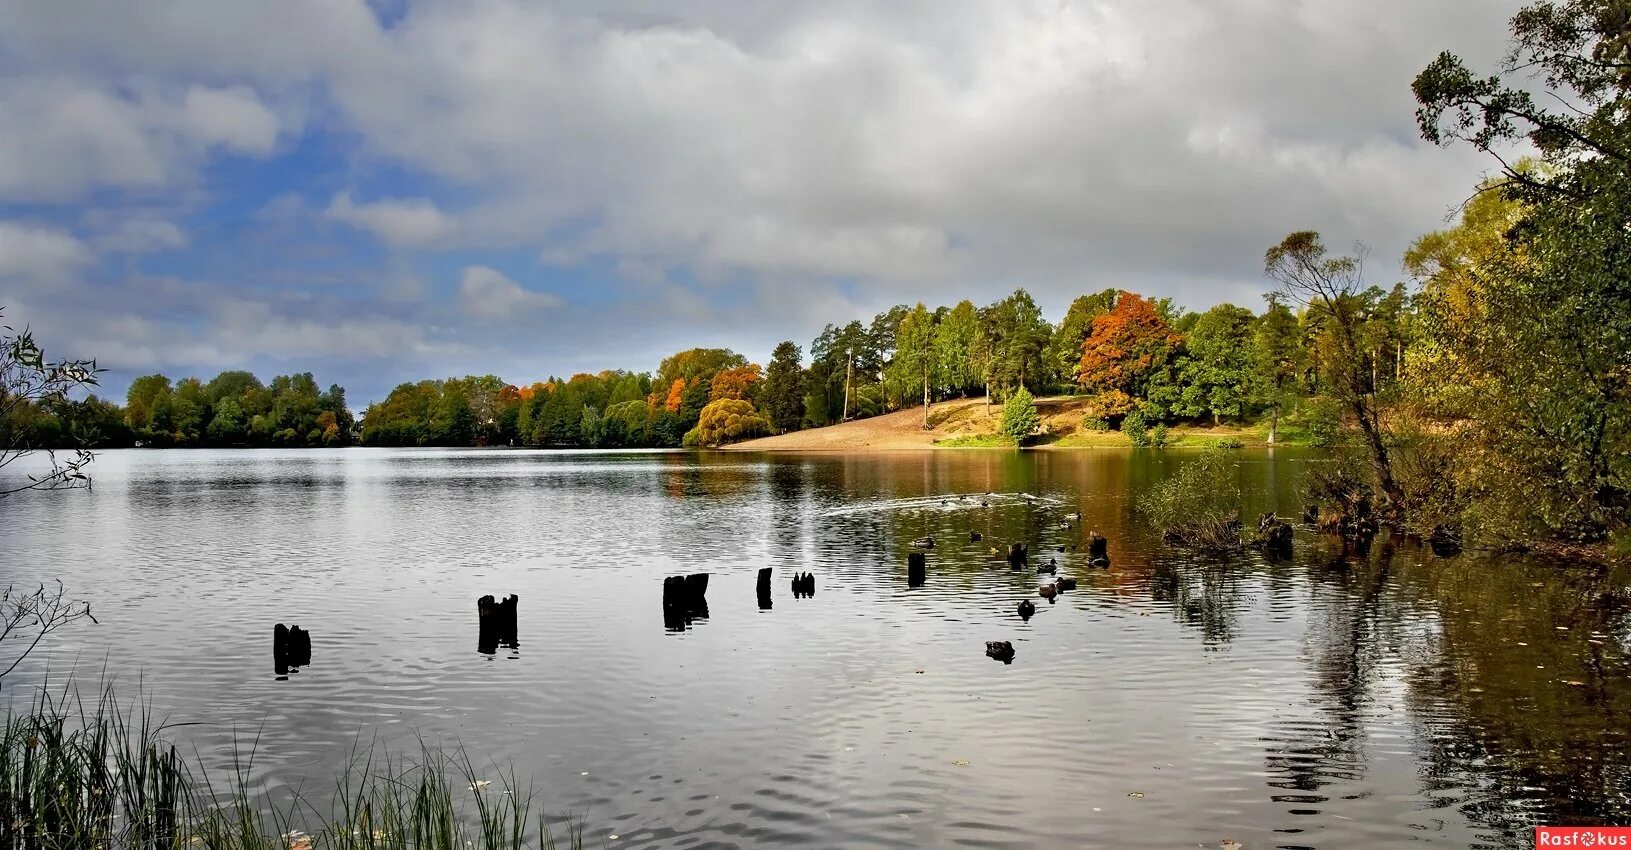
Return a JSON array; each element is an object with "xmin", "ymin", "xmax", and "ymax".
[
  {"xmin": 0, "ymin": 685, "xmax": 581, "ymax": 850},
  {"xmin": 1138, "ymin": 449, "xmax": 1244, "ymax": 550}
]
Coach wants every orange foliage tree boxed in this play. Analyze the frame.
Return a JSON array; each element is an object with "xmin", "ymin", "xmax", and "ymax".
[
  {"xmin": 1077, "ymin": 292, "xmax": 1183, "ymax": 401},
  {"xmin": 664, "ymin": 379, "xmax": 686, "ymax": 412},
  {"xmin": 710, "ymin": 364, "xmax": 762, "ymax": 402}
]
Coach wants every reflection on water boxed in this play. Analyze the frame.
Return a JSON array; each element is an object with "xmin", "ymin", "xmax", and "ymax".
[{"xmin": 1, "ymin": 447, "xmax": 1628, "ymax": 849}]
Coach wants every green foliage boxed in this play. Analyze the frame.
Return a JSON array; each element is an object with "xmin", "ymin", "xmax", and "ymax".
[
  {"xmin": 1150, "ymin": 423, "xmax": 1168, "ymax": 448},
  {"xmin": 884, "ymin": 303, "xmax": 938, "ymax": 414},
  {"xmin": 1081, "ymin": 416, "xmax": 1110, "ymax": 432},
  {"xmin": 1138, "ymin": 449, "xmax": 1243, "ymax": 549},
  {"xmin": 998, "ymin": 386, "xmax": 1040, "ymax": 443},
  {"xmin": 761, "ymin": 341, "xmax": 805, "ymax": 434},
  {"xmin": 682, "ymin": 399, "xmax": 771, "ymax": 447},
  {"xmin": 1122, "ymin": 409, "xmax": 1151, "ymax": 447},
  {"xmin": 1214, "ymin": 437, "xmax": 1244, "ymax": 449}
]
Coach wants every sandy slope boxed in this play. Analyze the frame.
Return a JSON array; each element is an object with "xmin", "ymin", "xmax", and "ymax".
[{"xmin": 725, "ymin": 396, "xmax": 1083, "ymax": 451}]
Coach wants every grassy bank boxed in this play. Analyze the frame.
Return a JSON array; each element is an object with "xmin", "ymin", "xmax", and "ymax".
[{"xmin": 0, "ymin": 686, "xmax": 581, "ymax": 850}]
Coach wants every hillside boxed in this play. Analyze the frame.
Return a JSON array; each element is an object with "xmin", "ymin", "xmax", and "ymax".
[{"xmin": 726, "ymin": 395, "xmax": 1271, "ymax": 451}]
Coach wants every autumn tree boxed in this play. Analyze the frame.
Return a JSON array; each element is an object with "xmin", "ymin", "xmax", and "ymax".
[
  {"xmin": 1413, "ymin": 0, "xmax": 1631, "ymax": 539},
  {"xmin": 710, "ymin": 364, "xmax": 763, "ymax": 403},
  {"xmin": 683, "ymin": 399, "xmax": 771, "ymax": 447},
  {"xmin": 1076, "ymin": 292, "xmax": 1183, "ymax": 413}
]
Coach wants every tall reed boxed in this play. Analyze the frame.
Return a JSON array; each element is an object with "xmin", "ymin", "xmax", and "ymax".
[{"xmin": 0, "ymin": 684, "xmax": 581, "ymax": 850}]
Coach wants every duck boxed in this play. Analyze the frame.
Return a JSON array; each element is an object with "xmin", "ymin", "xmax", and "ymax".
[
  {"xmin": 969, "ymin": 531, "xmax": 982, "ymax": 542},
  {"xmin": 985, "ymin": 640, "xmax": 1016, "ymax": 662},
  {"xmin": 1017, "ymin": 599, "xmax": 1036, "ymax": 619},
  {"xmin": 911, "ymin": 536, "xmax": 936, "ymax": 549},
  {"xmin": 1056, "ymin": 576, "xmax": 1078, "ymax": 590},
  {"xmin": 980, "ymin": 500, "xmax": 990, "ymax": 508},
  {"xmin": 1088, "ymin": 557, "xmax": 1110, "ymax": 568},
  {"xmin": 1038, "ymin": 582, "xmax": 1057, "ymax": 600},
  {"xmin": 1065, "ymin": 512, "xmax": 1081, "ymax": 522},
  {"xmin": 1037, "ymin": 559, "xmax": 1057, "ymax": 575}
]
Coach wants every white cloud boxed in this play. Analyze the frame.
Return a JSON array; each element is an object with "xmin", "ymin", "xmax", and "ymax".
[
  {"xmin": 91, "ymin": 217, "xmax": 188, "ymax": 253},
  {"xmin": 457, "ymin": 265, "xmax": 561, "ymax": 319},
  {"xmin": 0, "ymin": 76, "xmax": 283, "ymax": 202},
  {"xmin": 0, "ymin": 0, "xmax": 1531, "ymax": 397},
  {"xmin": 0, "ymin": 221, "xmax": 92, "ymax": 279},
  {"xmin": 326, "ymin": 192, "xmax": 458, "ymax": 246},
  {"xmin": 182, "ymin": 85, "xmax": 279, "ymax": 155}
]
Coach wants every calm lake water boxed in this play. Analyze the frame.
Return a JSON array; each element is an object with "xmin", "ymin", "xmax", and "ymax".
[{"xmin": 2, "ymin": 448, "xmax": 1629, "ymax": 848}]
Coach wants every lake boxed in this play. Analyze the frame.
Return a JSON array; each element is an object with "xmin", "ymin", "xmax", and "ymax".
[{"xmin": 2, "ymin": 448, "xmax": 1628, "ymax": 848}]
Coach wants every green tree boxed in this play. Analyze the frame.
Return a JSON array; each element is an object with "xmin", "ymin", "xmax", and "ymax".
[
  {"xmin": 1048, "ymin": 289, "xmax": 1119, "ymax": 388},
  {"xmin": 885, "ymin": 303, "xmax": 938, "ymax": 426},
  {"xmin": 124, "ymin": 374, "xmax": 172, "ymax": 440},
  {"xmin": 1265, "ymin": 232, "xmax": 1405, "ymax": 519},
  {"xmin": 999, "ymin": 386, "xmax": 1040, "ymax": 443},
  {"xmin": 984, "ymin": 289, "xmax": 1052, "ymax": 396},
  {"xmin": 760, "ymin": 341, "xmax": 805, "ymax": 434},
  {"xmin": 1178, "ymin": 304, "xmax": 1257, "ymax": 424},
  {"xmin": 935, "ymin": 300, "xmax": 980, "ymax": 398},
  {"xmin": 1252, "ymin": 297, "xmax": 1306, "ymax": 444}
]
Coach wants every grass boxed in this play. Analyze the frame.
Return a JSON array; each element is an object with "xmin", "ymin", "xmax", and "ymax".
[
  {"xmin": 933, "ymin": 434, "xmax": 1017, "ymax": 448},
  {"xmin": 0, "ymin": 684, "xmax": 583, "ymax": 850}
]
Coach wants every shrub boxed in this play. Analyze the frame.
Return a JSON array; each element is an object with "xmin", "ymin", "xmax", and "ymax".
[
  {"xmin": 1150, "ymin": 423, "xmax": 1168, "ymax": 448},
  {"xmin": 682, "ymin": 399, "xmax": 771, "ymax": 447},
  {"xmin": 1081, "ymin": 416, "xmax": 1110, "ymax": 432},
  {"xmin": 999, "ymin": 387, "xmax": 1040, "ymax": 443},
  {"xmin": 1138, "ymin": 448, "xmax": 1242, "ymax": 549},
  {"xmin": 1123, "ymin": 409, "xmax": 1150, "ymax": 447},
  {"xmin": 1215, "ymin": 437, "xmax": 1244, "ymax": 449}
]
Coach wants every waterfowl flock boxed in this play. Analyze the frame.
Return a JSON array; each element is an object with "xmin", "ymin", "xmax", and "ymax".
[{"xmin": 893, "ymin": 492, "xmax": 1117, "ymax": 663}]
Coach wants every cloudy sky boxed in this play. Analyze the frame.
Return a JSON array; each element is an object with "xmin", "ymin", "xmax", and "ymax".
[{"xmin": 0, "ymin": 0, "xmax": 1517, "ymax": 406}]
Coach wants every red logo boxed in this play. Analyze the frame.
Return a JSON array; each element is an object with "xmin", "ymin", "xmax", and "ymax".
[{"xmin": 1537, "ymin": 827, "xmax": 1631, "ymax": 847}]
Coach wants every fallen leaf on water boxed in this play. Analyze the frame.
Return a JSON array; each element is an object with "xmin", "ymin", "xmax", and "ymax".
[
  {"xmin": 469, "ymin": 780, "xmax": 491, "ymax": 790},
  {"xmin": 1127, "ymin": 791, "xmax": 1144, "ymax": 798},
  {"xmin": 953, "ymin": 759, "xmax": 970, "ymax": 767},
  {"xmin": 1565, "ymin": 680, "xmax": 1587, "ymax": 687}
]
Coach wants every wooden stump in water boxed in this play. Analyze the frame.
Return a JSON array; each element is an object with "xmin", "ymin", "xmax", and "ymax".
[
  {"xmin": 907, "ymin": 551, "xmax": 926, "ymax": 587},
  {"xmin": 1006, "ymin": 542, "xmax": 1028, "ymax": 569},
  {"xmin": 273, "ymin": 623, "xmax": 311, "ymax": 674},
  {"xmin": 1088, "ymin": 533, "xmax": 1108, "ymax": 562},
  {"xmin": 477, "ymin": 594, "xmax": 519, "ymax": 654}
]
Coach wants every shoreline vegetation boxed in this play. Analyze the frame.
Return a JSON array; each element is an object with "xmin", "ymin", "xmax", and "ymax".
[{"xmin": 0, "ymin": 684, "xmax": 583, "ymax": 850}]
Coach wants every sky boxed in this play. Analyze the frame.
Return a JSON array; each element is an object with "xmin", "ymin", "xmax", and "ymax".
[{"xmin": 0, "ymin": 0, "xmax": 1520, "ymax": 408}]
